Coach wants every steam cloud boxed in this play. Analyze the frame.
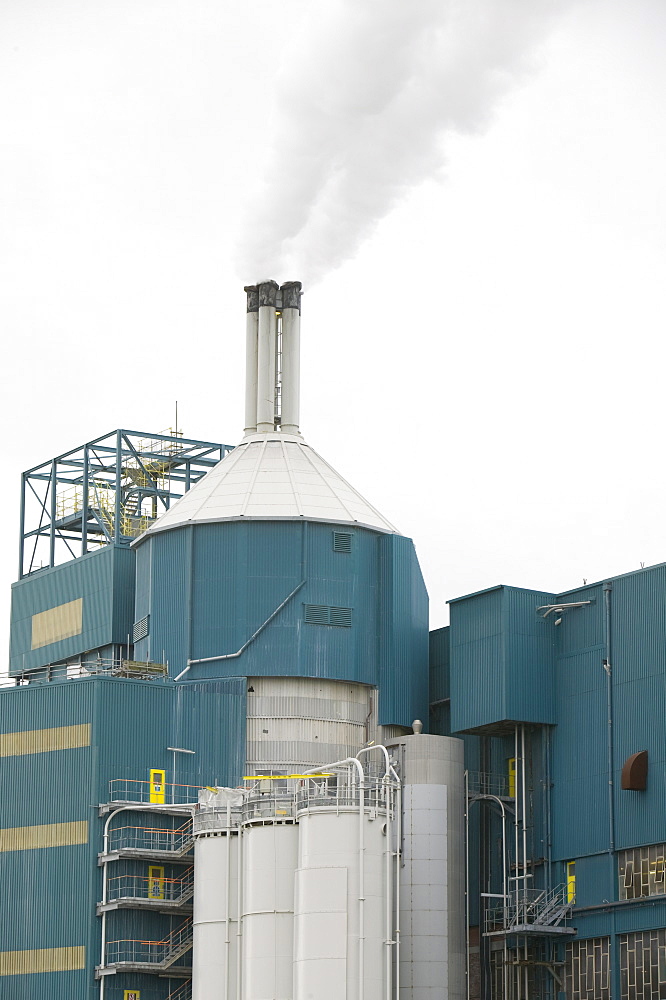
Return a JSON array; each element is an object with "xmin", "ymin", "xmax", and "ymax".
[{"xmin": 237, "ymin": 0, "xmax": 570, "ymax": 284}]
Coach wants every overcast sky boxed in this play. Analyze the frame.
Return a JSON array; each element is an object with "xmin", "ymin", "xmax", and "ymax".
[{"xmin": 1, "ymin": 0, "xmax": 665, "ymax": 669}]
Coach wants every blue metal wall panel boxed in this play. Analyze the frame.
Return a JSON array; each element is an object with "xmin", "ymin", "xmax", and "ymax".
[
  {"xmin": 0, "ymin": 677, "xmax": 208, "ymax": 999},
  {"xmin": 450, "ymin": 586, "xmax": 556, "ymax": 733},
  {"xmin": 378, "ymin": 533, "xmax": 429, "ymax": 727},
  {"xmin": 610, "ymin": 566, "xmax": 666, "ymax": 850},
  {"xmin": 504, "ymin": 587, "xmax": 556, "ymax": 724},
  {"xmin": 135, "ymin": 521, "xmax": 429, "ymax": 728},
  {"xmin": 572, "ymin": 853, "xmax": 614, "ymax": 908},
  {"xmin": 0, "ymin": 970, "xmax": 89, "ymax": 1000},
  {"xmin": 9, "ymin": 546, "xmax": 135, "ymax": 673},
  {"xmin": 449, "ymin": 588, "xmax": 505, "ymax": 733},
  {"xmin": 174, "ymin": 677, "xmax": 246, "ymax": 787},
  {"xmin": 429, "ymin": 626, "xmax": 449, "ymax": 705}
]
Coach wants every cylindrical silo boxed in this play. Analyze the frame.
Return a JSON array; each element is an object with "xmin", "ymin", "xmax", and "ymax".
[
  {"xmin": 294, "ymin": 784, "xmax": 389, "ymax": 1000},
  {"xmin": 192, "ymin": 793, "xmax": 242, "ymax": 1000},
  {"xmin": 242, "ymin": 814, "xmax": 298, "ymax": 1000},
  {"xmin": 384, "ymin": 733, "xmax": 466, "ymax": 1000}
]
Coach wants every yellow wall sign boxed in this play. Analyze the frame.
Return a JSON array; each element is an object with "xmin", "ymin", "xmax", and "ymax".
[
  {"xmin": 149, "ymin": 769, "xmax": 166, "ymax": 804},
  {"xmin": 124, "ymin": 992, "xmax": 140, "ymax": 1000},
  {"xmin": 148, "ymin": 865, "xmax": 165, "ymax": 900}
]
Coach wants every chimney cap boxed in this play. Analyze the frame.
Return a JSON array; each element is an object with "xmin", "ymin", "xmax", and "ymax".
[{"xmin": 412, "ymin": 720, "xmax": 423, "ymax": 735}]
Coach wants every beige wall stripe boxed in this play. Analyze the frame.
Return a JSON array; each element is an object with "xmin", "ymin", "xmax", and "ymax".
[
  {"xmin": 31, "ymin": 597, "xmax": 83, "ymax": 650},
  {"xmin": 0, "ymin": 723, "xmax": 91, "ymax": 758},
  {"xmin": 0, "ymin": 945, "xmax": 85, "ymax": 976},
  {"xmin": 0, "ymin": 821, "xmax": 88, "ymax": 853}
]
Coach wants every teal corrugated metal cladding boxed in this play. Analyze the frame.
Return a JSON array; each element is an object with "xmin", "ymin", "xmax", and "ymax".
[
  {"xmin": 449, "ymin": 585, "xmax": 556, "ymax": 733},
  {"xmin": 0, "ymin": 675, "xmax": 244, "ymax": 999},
  {"xmin": 133, "ymin": 520, "xmax": 429, "ymax": 727},
  {"xmin": 9, "ymin": 546, "xmax": 135, "ymax": 673}
]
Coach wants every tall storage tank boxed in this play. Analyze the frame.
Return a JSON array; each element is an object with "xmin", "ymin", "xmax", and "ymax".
[
  {"xmin": 385, "ymin": 733, "xmax": 466, "ymax": 1000},
  {"xmin": 294, "ymin": 779, "xmax": 389, "ymax": 1000},
  {"xmin": 242, "ymin": 805, "xmax": 298, "ymax": 1000},
  {"xmin": 192, "ymin": 790, "xmax": 242, "ymax": 1000}
]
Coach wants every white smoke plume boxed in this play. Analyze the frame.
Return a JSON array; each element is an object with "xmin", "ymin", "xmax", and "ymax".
[{"xmin": 237, "ymin": 0, "xmax": 572, "ymax": 285}]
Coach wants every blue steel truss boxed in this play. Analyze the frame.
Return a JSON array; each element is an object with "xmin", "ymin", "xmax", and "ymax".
[{"xmin": 19, "ymin": 429, "xmax": 233, "ymax": 578}]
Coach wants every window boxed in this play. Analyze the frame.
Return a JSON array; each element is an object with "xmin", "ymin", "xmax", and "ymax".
[
  {"xmin": 565, "ymin": 938, "xmax": 610, "ymax": 1000},
  {"xmin": 620, "ymin": 930, "xmax": 666, "ymax": 999},
  {"xmin": 619, "ymin": 844, "xmax": 666, "ymax": 900}
]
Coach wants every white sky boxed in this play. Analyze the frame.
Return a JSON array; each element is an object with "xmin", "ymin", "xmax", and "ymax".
[{"xmin": 1, "ymin": 0, "xmax": 665, "ymax": 669}]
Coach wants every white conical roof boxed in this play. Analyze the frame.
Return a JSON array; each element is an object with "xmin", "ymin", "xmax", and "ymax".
[{"xmin": 143, "ymin": 432, "xmax": 398, "ymax": 537}]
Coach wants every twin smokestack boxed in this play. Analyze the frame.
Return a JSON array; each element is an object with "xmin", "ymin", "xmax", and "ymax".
[{"xmin": 244, "ymin": 280, "xmax": 303, "ymax": 437}]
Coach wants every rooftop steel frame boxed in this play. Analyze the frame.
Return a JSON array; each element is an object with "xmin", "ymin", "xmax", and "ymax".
[{"xmin": 19, "ymin": 428, "xmax": 233, "ymax": 578}]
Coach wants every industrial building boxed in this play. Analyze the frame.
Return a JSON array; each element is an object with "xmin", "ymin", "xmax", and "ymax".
[{"xmin": 1, "ymin": 279, "xmax": 664, "ymax": 999}]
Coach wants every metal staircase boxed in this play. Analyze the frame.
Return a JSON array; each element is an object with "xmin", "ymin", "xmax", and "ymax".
[
  {"xmin": 485, "ymin": 884, "xmax": 575, "ymax": 937},
  {"xmin": 166, "ymin": 980, "xmax": 192, "ymax": 1000},
  {"xmin": 98, "ymin": 818, "xmax": 193, "ymax": 864},
  {"xmin": 101, "ymin": 917, "xmax": 193, "ymax": 977},
  {"xmin": 97, "ymin": 866, "xmax": 194, "ymax": 914}
]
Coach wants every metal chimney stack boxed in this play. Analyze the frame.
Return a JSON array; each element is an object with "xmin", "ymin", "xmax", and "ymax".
[{"xmin": 243, "ymin": 279, "xmax": 303, "ymax": 437}]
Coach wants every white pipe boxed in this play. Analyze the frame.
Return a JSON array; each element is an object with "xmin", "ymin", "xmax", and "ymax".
[
  {"xmin": 244, "ymin": 288, "xmax": 259, "ymax": 435},
  {"xmin": 384, "ymin": 779, "xmax": 392, "ymax": 1000},
  {"xmin": 464, "ymin": 770, "xmax": 470, "ymax": 1000},
  {"xmin": 236, "ymin": 820, "xmax": 243, "ymax": 1000},
  {"xmin": 514, "ymin": 725, "xmax": 521, "ymax": 1000},
  {"xmin": 395, "ymin": 780, "xmax": 401, "ymax": 1000},
  {"xmin": 357, "ymin": 742, "xmax": 397, "ymax": 999},
  {"xmin": 521, "ymin": 726, "xmax": 529, "ymax": 1000},
  {"xmin": 280, "ymin": 294, "xmax": 300, "ymax": 434},
  {"xmin": 99, "ymin": 806, "xmax": 132, "ymax": 1000},
  {"xmin": 256, "ymin": 282, "xmax": 278, "ymax": 432},
  {"xmin": 225, "ymin": 802, "xmax": 231, "ymax": 1000},
  {"xmin": 358, "ymin": 762, "xmax": 365, "ymax": 1000}
]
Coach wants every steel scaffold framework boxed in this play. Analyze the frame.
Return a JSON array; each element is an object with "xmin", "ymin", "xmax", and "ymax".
[{"xmin": 19, "ymin": 428, "xmax": 233, "ymax": 578}]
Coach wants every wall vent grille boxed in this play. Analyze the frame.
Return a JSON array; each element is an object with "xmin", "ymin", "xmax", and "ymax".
[
  {"xmin": 132, "ymin": 616, "xmax": 150, "ymax": 643},
  {"xmin": 304, "ymin": 605, "xmax": 353, "ymax": 628},
  {"xmin": 333, "ymin": 531, "xmax": 353, "ymax": 553}
]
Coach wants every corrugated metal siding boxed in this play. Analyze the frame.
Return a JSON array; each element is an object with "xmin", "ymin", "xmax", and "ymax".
[
  {"xmin": 450, "ymin": 587, "xmax": 556, "ymax": 733},
  {"xmin": 429, "ymin": 626, "xmax": 449, "ymax": 705},
  {"xmin": 173, "ymin": 677, "xmax": 246, "ymax": 787},
  {"xmin": 0, "ymin": 672, "xmax": 235, "ymax": 997},
  {"xmin": 137, "ymin": 519, "xmax": 427, "ymax": 730},
  {"xmin": 610, "ymin": 567, "xmax": 666, "ymax": 850},
  {"xmin": 10, "ymin": 546, "xmax": 135, "ymax": 673},
  {"xmin": 378, "ymin": 533, "xmax": 429, "ymax": 727},
  {"xmin": 138, "ymin": 526, "xmax": 191, "ymax": 672}
]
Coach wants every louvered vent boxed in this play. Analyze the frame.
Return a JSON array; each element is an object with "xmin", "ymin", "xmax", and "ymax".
[
  {"xmin": 304, "ymin": 604, "xmax": 353, "ymax": 627},
  {"xmin": 132, "ymin": 616, "xmax": 149, "ymax": 643},
  {"xmin": 333, "ymin": 531, "xmax": 353, "ymax": 553}
]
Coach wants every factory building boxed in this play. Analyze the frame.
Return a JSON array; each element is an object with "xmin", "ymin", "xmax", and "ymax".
[{"xmin": 1, "ymin": 279, "xmax": 665, "ymax": 999}]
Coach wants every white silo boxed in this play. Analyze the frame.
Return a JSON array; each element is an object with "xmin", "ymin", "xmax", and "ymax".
[
  {"xmin": 293, "ymin": 755, "xmax": 397, "ymax": 1000},
  {"xmin": 385, "ymin": 732, "xmax": 466, "ymax": 1000},
  {"xmin": 241, "ymin": 799, "xmax": 299, "ymax": 1000},
  {"xmin": 192, "ymin": 789, "xmax": 243, "ymax": 1000}
]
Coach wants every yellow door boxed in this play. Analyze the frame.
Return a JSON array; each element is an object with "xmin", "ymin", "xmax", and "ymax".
[
  {"xmin": 566, "ymin": 861, "xmax": 576, "ymax": 903},
  {"xmin": 508, "ymin": 758, "xmax": 516, "ymax": 798},
  {"xmin": 148, "ymin": 865, "xmax": 165, "ymax": 900},
  {"xmin": 149, "ymin": 768, "xmax": 165, "ymax": 803}
]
